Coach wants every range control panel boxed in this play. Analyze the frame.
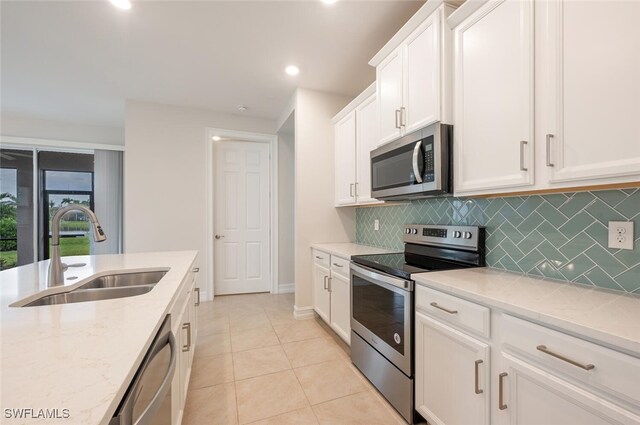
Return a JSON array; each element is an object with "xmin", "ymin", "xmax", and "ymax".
[{"xmin": 403, "ymin": 224, "xmax": 483, "ymax": 250}]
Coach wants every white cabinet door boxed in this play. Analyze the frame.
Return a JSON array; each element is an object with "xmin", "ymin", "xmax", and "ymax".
[
  {"xmin": 454, "ymin": 0, "xmax": 534, "ymax": 195},
  {"xmin": 377, "ymin": 48, "xmax": 404, "ymax": 146},
  {"xmin": 312, "ymin": 263, "xmax": 331, "ymax": 323},
  {"xmin": 355, "ymin": 93, "xmax": 381, "ymax": 205},
  {"xmin": 404, "ymin": 13, "xmax": 440, "ymax": 133},
  {"xmin": 334, "ymin": 112, "xmax": 357, "ymax": 206},
  {"xmin": 543, "ymin": 0, "xmax": 640, "ymax": 184},
  {"xmin": 329, "ymin": 272, "xmax": 350, "ymax": 344},
  {"xmin": 415, "ymin": 312, "xmax": 490, "ymax": 425},
  {"xmin": 498, "ymin": 352, "xmax": 640, "ymax": 425}
]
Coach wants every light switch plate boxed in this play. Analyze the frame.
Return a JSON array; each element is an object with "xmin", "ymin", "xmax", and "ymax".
[
  {"xmin": 608, "ymin": 221, "xmax": 634, "ymax": 250},
  {"xmin": 374, "ymin": 219, "xmax": 380, "ymax": 231}
]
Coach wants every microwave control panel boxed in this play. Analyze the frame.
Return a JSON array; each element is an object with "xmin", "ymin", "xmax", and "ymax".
[{"xmin": 423, "ymin": 137, "xmax": 435, "ymax": 182}]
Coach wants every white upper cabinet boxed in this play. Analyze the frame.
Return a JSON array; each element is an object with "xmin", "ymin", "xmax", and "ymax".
[
  {"xmin": 542, "ymin": 0, "xmax": 640, "ymax": 185},
  {"xmin": 334, "ymin": 111, "xmax": 357, "ymax": 206},
  {"xmin": 355, "ymin": 93, "xmax": 379, "ymax": 205},
  {"xmin": 333, "ymin": 84, "xmax": 383, "ymax": 207},
  {"xmin": 453, "ymin": 0, "xmax": 535, "ymax": 195},
  {"xmin": 377, "ymin": 49, "xmax": 404, "ymax": 145},
  {"xmin": 373, "ymin": 3, "xmax": 457, "ymax": 147}
]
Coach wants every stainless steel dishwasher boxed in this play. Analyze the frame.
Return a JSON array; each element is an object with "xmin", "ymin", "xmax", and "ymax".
[{"xmin": 110, "ymin": 315, "xmax": 176, "ymax": 425}]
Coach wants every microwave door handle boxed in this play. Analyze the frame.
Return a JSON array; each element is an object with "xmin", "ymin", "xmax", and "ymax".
[
  {"xmin": 412, "ymin": 141, "xmax": 423, "ymax": 183},
  {"xmin": 133, "ymin": 332, "xmax": 177, "ymax": 425}
]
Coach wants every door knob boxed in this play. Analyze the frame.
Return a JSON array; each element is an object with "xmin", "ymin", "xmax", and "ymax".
[{"xmin": 215, "ymin": 234, "xmax": 225, "ymax": 240}]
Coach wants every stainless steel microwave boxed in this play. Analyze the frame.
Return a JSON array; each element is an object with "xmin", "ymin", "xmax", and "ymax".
[{"xmin": 370, "ymin": 122, "xmax": 452, "ymax": 201}]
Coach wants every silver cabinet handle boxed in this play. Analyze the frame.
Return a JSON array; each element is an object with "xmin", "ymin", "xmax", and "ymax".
[
  {"xmin": 400, "ymin": 106, "xmax": 406, "ymax": 127},
  {"xmin": 192, "ymin": 267, "xmax": 199, "ymax": 272},
  {"xmin": 412, "ymin": 141, "xmax": 423, "ymax": 183},
  {"xmin": 332, "ymin": 263, "xmax": 343, "ymax": 268},
  {"xmin": 519, "ymin": 141, "xmax": 528, "ymax": 171},
  {"xmin": 430, "ymin": 302, "xmax": 458, "ymax": 314},
  {"xmin": 350, "ymin": 183, "xmax": 354, "ymax": 198},
  {"xmin": 323, "ymin": 275, "xmax": 328, "ymax": 290},
  {"xmin": 474, "ymin": 360, "xmax": 484, "ymax": 394},
  {"xmin": 182, "ymin": 322, "xmax": 191, "ymax": 352},
  {"xmin": 215, "ymin": 234, "xmax": 225, "ymax": 240},
  {"xmin": 536, "ymin": 345, "xmax": 595, "ymax": 370},
  {"xmin": 355, "ymin": 182, "xmax": 359, "ymax": 197},
  {"xmin": 328, "ymin": 277, "xmax": 332, "ymax": 292},
  {"xmin": 395, "ymin": 109, "xmax": 401, "ymax": 129},
  {"xmin": 499, "ymin": 372, "xmax": 508, "ymax": 410},
  {"xmin": 316, "ymin": 255, "xmax": 324, "ymax": 260},
  {"xmin": 546, "ymin": 134, "xmax": 555, "ymax": 167},
  {"xmin": 194, "ymin": 287, "xmax": 200, "ymax": 306}
]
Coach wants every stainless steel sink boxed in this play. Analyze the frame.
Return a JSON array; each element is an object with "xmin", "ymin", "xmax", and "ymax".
[
  {"xmin": 24, "ymin": 285, "xmax": 155, "ymax": 307},
  {"xmin": 77, "ymin": 270, "xmax": 167, "ymax": 290},
  {"xmin": 18, "ymin": 270, "xmax": 168, "ymax": 307}
]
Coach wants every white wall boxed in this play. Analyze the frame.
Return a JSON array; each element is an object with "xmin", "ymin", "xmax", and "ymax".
[
  {"xmin": 277, "ymin": 119, "xmax": 295, "ymax": 290},
  {"xmin": 1, "ymin": 114, "xmax": 124, "ymax": 146},
  {"xmin": 293, "ymin": 89, "xmax": 355, "ymax": 313},
  {"xmin": 124, "ymin": 100, "xmax": 277, "ymax": 299}
]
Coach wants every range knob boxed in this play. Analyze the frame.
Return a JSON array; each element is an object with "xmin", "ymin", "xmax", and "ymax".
[
  {"xmin": 412, "ymin": 228, "xmax": 418, "ymax": 235},
  {"xmin": 464, "ymin": 232, "xmax": 472, "ymax": 239},
  {"xmin": 405, "ymin": 228, "xmax": 411, "ymax": 234},
  {"xmin": 453, "ymin": 231, "xmax": 462, "ymax": 238}
]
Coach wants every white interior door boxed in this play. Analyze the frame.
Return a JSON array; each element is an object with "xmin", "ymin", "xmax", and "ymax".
[{"xmin": 214, "ymin": 141, "xmax": 271, "ymax": 295}]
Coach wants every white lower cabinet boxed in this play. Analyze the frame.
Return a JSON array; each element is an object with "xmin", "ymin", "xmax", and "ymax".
[
  {"xmin": 311, "ymin": 249, "xmax": 351, "ymax": 344},
  {"xmin": 171, "ymin": 269, "xmax": 200, "ymax": 425},
  {"xmin": 415, "ymin": 311, "xmax": 490, "ymax": 425},
  {"xmin": 498, "ymin": 352, "xmax": 640, "ymax": 425},
  {"xmin": 415, "ymin": 285, "xmax": 640, "ymax": 425}
]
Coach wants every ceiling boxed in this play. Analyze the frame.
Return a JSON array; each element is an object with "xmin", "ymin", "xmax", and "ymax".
[{"xmin": 1, "ymin": 0, "xmax": 424, "ymax": 127}]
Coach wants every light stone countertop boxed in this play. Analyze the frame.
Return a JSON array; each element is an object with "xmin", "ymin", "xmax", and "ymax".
[
  {"xmin": 310, "ymin": 242, "xmax": 398, "ymax": 259},
  {"xmin": 413, "ymin": 268, "xmax": 640, "ymax": 356},
  {"xmin": 0, "ymin": 250, "xmax": 198, "ymax": 425}
]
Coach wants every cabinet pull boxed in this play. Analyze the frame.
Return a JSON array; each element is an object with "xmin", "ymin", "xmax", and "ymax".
[
  {"xmin": 316, "ymin": 255, "xmax": 324, "ymax": 260},
  {"xmin": 355, "ymin": 182, "xmax": 359, "ymax": 197},
  {"xmin": 328, "ymin": 277, "xmax": 332, "ymax": 292},
  {"xmin": 332, "ymin": 263, "xmax": 343, "ymax": 268},
  {"xmin": 519, "ymin": 141, "xmax": 528, "ymax": 171},
  {"xmin": 474, "ymin": 360, "xmax": 484, "ymax": 394},
  {"xmin": 194, "ymin": 287, "xmax": 200, "ymax": 306},
  {"xmin": 430, "ymin": 302, "xmax": 458, "ymax": 314},
  {"xmin": 498, "ymin": 372, "xmax": 508, "ymax": 410},
  {"xmin": 192, "ymin": 267, "xmax": 199, "ymax": 272},
  {"xmin": 400, "ymin": 107, "xmax": 406, "ymax": 127},
  {"xmin": 546, "ymin": 134, "xmax": 555, "ymax": 167},
  {"xmin": 182, "ymin": 322, "xmax": 192, "ymax": 352},
  {"xmin": 536, "ymin": 345, "xmax": 595, "ymax": 371},
  {"xmin": 350, "ymin": 183, "xmax": 354, "ymax": 197},
  {"xmin": 323, "ymin": 275, "xmax": 328, "ymax": 290},
  {"xmin": 395, "ymin": 109, "xmax": 402, "ymax": 129}
]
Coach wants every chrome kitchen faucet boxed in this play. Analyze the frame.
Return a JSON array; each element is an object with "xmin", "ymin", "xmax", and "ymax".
[{"xmin": 48, "ymin": 204, "xmax": 107, "ymax": 287}]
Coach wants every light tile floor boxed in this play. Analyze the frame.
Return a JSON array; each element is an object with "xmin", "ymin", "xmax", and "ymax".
[{"xmin": 183, "ymin": 292, "xmax": 409, "ymax": 425}]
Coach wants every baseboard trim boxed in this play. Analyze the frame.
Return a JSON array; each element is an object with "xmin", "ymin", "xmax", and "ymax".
[
  {"xmin": 293, "ymin": 305, "xmax": 315, "ymax": 320},
  {"xmin": 278, "ymin": 283, "xmax": 295, "ymax": 294}
]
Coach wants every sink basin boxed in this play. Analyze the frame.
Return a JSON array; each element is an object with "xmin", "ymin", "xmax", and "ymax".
[
  {"xmin": 24, "ymin": 285, "xmax": 154, "ymax": 307},
  {"xmin": 77, "ymin": 270, "xmax": 167, "ymax": 290},
  {"xmin": 17, "ymin": 270, "xmax": 168, "ymax": 307}
]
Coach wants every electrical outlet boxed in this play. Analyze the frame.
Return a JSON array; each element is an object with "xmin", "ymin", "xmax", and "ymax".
[
  {"xmin": 608, "ymin": 221, "xmax": 634, "ymax": 250},
  {"xmin": 374, "ymin": 219, "xmax": 380, "ymax": 231}
]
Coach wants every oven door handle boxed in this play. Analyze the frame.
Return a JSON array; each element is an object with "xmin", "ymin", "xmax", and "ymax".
[
  {"xmin": 412, "ymin": 141, "xmax": 423, "ymax": 183},
  {"xmin": 350, "ymin": 263, "xmax": 413, "ymax": 291}
]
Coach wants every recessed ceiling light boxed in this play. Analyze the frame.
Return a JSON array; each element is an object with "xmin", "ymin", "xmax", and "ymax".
[
  {"xmin": 109, "ymin": 0, "xmax": 132, "ymax": 10},
  {"xmin": 237, "ymin": 105, "xmax": 248, "ymax": 112},
  {"xmin": 285, "ymin": 65, "xmax": 300, "ymax": 76},
  {"xmin": 322, "ymin": 0, "xmax": 337, "ymax": 4},
  {"xmin": 212, "ymin": 136, "xmax": 221, "ymax": 141}
]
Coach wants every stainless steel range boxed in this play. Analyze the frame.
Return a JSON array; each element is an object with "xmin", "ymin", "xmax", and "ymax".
[{"xmin": 350, "ymin": 224, "xmax": 486, "ymax": 424}]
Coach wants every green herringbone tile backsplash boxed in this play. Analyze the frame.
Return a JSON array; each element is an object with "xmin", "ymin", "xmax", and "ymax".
[{"xmin": 356, "ymin": 189, "xmax": 640, "ymax": 293}]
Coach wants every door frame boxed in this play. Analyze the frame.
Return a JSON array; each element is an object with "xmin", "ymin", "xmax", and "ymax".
[{"xmin": 205, "ymin": 128, "xmax": 279, "ymax": 300}]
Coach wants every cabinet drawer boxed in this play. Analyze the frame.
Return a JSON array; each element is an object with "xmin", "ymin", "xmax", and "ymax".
[
  {"xmin": 415, "ymin": 285, "xmax": 490, "ymax": 339},
  {"xmin": 312, "ymin": 249, "xmax": 330, "ymax": 269},
  {"xmin": 330, "ymin": 255, "xmax": 350, "ymax": 279},
  {"xmin": 502, "ymin": 314, "xmax": 640, "ymax": 407}
]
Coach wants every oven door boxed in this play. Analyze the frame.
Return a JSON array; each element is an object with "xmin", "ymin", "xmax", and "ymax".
[{"xmin": 350, "ymin": 263, "xmax": 413, "ymax": 376}]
